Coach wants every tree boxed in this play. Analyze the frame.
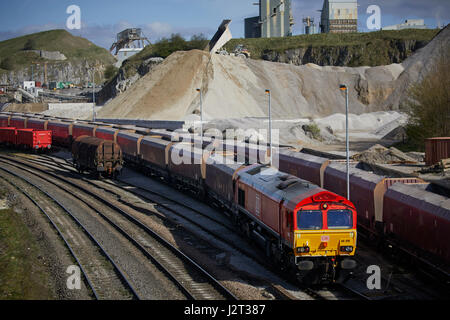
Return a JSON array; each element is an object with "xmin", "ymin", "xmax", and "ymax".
[
  {"xmin": 104, "ymin": 65, "xmax": 118, "ymax": 80},
  {"xmin": 0, "ymin": 57, "xmax": 14, "ymax": 71},
  {"xmin": 23, "ymin": 39, "xmax": 36, "ymax": 51},
  {"xmin": 188, "ymin": 33, "xmax": 208, "ymax": 50},
  {"xmin": 404, "ymin": 48, "xmax": 450, "ymax": 150}
]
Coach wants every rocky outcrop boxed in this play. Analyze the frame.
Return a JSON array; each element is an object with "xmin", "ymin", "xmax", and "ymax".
[
  {"xmin": 0, "ymin": 60, "xmax": 107, "ymax": 87},
  {"xmin": 28, "ymin": 50, "xmax": 67, "ymax": 61},
  {"xmin": 261, "ymin": 39, "xmax": 430, "ymax": 67}
]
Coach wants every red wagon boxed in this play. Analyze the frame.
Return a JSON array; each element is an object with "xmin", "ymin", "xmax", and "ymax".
[
  {"xmin": 383, "ymin": 183, "xmax": 450, "ymax": 266},
  {"xmin": 0, "ymin": 114, "xmax": 10, "ymax": 127},
  {"xmin": 0, "ymin": 127, "xmax": 17, "ymax": 145},
  {"xmin": 16, "ymin": 129, "xmax": 52, "ymax": 150},
  {"xmin": 9, "ymin": 116, "xmax": 27, "ymax": 129},
  {"xmin": 47, "ymin": 121, "xmax": 73, "ymax": 147}
]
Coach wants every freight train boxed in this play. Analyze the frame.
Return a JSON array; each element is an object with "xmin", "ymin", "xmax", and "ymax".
[
  {"xmin": 1, "ymin": 112, "xmax": 449, "ymax": 282},
  {"xmin": 0, "ymin": 113, "xmax": 359, "ymax": 283},
  {"xmin": 279, "ymin": 150, "xmax": 450, "ymax": 278}
]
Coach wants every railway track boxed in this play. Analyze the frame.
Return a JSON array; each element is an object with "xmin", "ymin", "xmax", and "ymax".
[
  {"xmin": 1, "ymin": 152, "xmax": 445, "ymax": 301},
  {"xmin": 6, "ymin": 152, "xmax": 371, "ymax": 301},
  {"xmin": 0, "ymin": 166, "xmax": 137, "ymax": 300},
  {"xmin": 0, "ymin": 155, "xmax": 237, "ymax": 300}
]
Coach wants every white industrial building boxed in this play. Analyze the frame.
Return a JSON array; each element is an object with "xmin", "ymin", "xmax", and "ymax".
[
  {"xmin": 115, "ymin": 48, "xmax": 144, "ymax": 68},
  {"xmin": 245, "ymin": 0, "xmax": 294, "ymax": 38},
  {"xmin": 382, "ymin": 19, "xmax": 427, "ymax": 31},
  {"xmin": 321, "ymin": 0, "xmax": 358, "ymax": 33},
  {"xmin": 23, "ymin": 81, "xmax": 35, "ymax": 90}
]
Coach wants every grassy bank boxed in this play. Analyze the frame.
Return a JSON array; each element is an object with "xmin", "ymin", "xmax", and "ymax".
[
  {"xmin": 118, "ymin": 28, "xmax": 439, "ymax": 78},
  {"xmin": 225, "ymin": 29, "xmax": 438, "ymax": 55},
  {"xmin": 0, "ymin": 29, "xmax": 115, "ymax": 72},
  {"xmin": 0, "ymin": 194, "xmax": 54, "ymax": 299}
]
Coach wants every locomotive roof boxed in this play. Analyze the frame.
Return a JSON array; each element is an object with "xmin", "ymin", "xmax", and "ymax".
[{"xmin": 238, "ymin": 165, "xmax": 320, "ymax": 203}]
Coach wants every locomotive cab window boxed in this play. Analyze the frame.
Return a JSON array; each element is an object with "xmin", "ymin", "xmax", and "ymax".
[
  {"xmin": 297, "ymin": 210, "xmax": 323, "ymax": 230},
  {"xmin": 327, "ymin": 210, "xmax": 353, "ymax": 229}
]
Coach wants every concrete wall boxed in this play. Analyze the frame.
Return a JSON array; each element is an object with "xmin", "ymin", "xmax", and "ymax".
[{"xmin": 30, "ymin": 50, "xmax": 67, "ymax": 61}]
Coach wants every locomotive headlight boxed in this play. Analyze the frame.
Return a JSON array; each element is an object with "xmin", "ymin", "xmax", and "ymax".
[
  {"xmin": 350, "ymin": 232, "xmax": 354, "ymax": 238},
  {"xmin": 340, "ymin": 246, "xmax": 353, "ymax": 253},
  {"xmin": 297, "ymin": 246, "xmax": 310, "ymax": 254}
]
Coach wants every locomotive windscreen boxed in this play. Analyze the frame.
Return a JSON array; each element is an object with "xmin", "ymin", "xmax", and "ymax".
[
  {"xmin": 327, "ymin": 210, "xmax": 353, "ymax": 229},
  {"xmin": 297, "ymin": 211, "xmax": 323, "ymax": 230}
]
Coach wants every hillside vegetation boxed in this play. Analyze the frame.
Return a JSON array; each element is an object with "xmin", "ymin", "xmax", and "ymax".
[
  {"xmin": 117, "ymin": 29, "xmax": 439, "ymax": 79},
  {"xmin": 225, "ymin": 29, "xmax": 439, "ymax": 66},
  {"xmin": 402, "ymin": 49, "xmax": 450, "ymax": 151},
  {"xmin": 0, "ymin": 29, "xmax": 115, "ymax": 72},
  {"xmin": 120, "ymin": 34, "xmax": 208, "ymax": 77}
]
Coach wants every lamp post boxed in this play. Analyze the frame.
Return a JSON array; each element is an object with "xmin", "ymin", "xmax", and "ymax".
[
  {"xmin": 340, "ymin": 84, "xmax": 350, "ymax": 200},
  {"xmin": 265, "ymin": 89, "xmax": 272, "ymax": 167},
  {"xmin": 196, "ymin": 88, "xmax": 203, "ymax": 145},
  {"xmin": 92, "ymin": 69, "xmax": 96, "ymax": 122}
]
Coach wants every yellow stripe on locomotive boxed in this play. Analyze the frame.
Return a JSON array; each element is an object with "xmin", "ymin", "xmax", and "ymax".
[{"xmin": 294, "ymin": 229, "xmax": 357, "ymax": 257}]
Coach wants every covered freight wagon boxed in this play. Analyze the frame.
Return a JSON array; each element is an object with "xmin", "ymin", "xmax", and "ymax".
[
  {"xmin": 425, "ymin": 137, "xmax": 450, "ymax": 166},
  {"xmin": 205, "ymin": 153, "xmax": 244, "ymax": 210},
  {"xmin": 72, "ymin": 136, "xmax": 123, "ymax": 178},
  {"xmin": 9, "ymin": 116, "xmax": 27, "ymax": 129},
  {"xmin": 0, "ymin": 114, "xmax": 10, "ymax": 127},
  {"xmin": 0, "ymin": 127, "xmax": 17, "ymax": 145},
  {"xmin": 16, "ymin": 129, "xmax": 52, "ymax": 150},
  {"xmin": 168, "ymin": 143, "xmax": 210, "ymax": 193},
  {"xmin": 26, "ymin": 119, "xmax": 48, "ymax": 131},
  {"xmin": 279, "ymin": 150, "xmax": 330, "ymax": 187},
  {"xmin": 140, "ymin": 136, "xmax": 173, "ymax": 178},
  {"xmin": 72, "ymin": 123, "xmax": 97, "ymax": 141},
  {"xmin": 95, "ymin": 127, "xmax": 121, "ymax": 143},
  {"xmin": 116, "ymin": 132, "xmax": 143, "ymax": 163},
  {"xmin": 47, "ymin": 121, "xmax": 73, "ymax": 147},
  {"xmin": 383, "ymin": 183, "xmax": 450, "ymax": 266}
]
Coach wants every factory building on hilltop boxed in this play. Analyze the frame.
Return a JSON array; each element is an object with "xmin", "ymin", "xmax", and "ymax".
[
  {"xmin": 110, "ymin": 28, "xmax": 151, "ymax": 68},
  {"xmin": 382, "ymin": 19, "xmax": 428, "ymax": 31},
  {"xmin": 320, "ymin": 0, "xmax": 358, "ymax": 33},
  {"xmin": 245, "ymin": 0, "xmax": 294, "ymax": 38}
]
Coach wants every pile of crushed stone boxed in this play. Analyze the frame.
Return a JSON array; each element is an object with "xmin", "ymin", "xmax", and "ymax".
[{"xmin": 353, "ymin": 144, "xmax": 418, "ymax": 164}]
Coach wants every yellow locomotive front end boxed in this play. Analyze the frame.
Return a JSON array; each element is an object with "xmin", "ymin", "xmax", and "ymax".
[{"xmin": 292, "ymin": 192, "xmax": 357, "ymax": 283}]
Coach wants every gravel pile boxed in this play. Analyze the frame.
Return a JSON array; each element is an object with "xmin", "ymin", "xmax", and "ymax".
[{"xmin": 353, "ymin": 144, "xmax": 418, "ymax": 164}]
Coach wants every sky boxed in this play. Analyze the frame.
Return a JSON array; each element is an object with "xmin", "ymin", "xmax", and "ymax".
[{"xmin": 0, "ymin": 0, "xmax": 449, "ymax": 50}]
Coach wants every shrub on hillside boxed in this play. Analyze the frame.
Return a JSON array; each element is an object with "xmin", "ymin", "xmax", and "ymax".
[
  {"xmin": 23, "ymin": 39, "xmax": 36, "ymax": 51},
  {"xmin": 404, "ymin": 49, "xmax": 450, "ymax": 150},
  {"xmin": 0, "ymin": 57, "xmax": 14, "ymax": 71},
  {"xmin": 104, "ymin": 65, "xmax": 118, "ymax": 81}
]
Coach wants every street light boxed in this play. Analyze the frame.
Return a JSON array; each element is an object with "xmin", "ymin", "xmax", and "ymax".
[
  {"xmin": 265, "ymin": 89, "xmax": 272, "ymax": 167},
  {"xmin": 196, "ymin": 88, "xmax": 203, "ymax": 145},
  {"xmin": 92, "ymin": 69, "xmax": 96, "ymax": 122},
  {"xmin": 339, "ymin": 84, "xmax": 350, "ymax": 200}
]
